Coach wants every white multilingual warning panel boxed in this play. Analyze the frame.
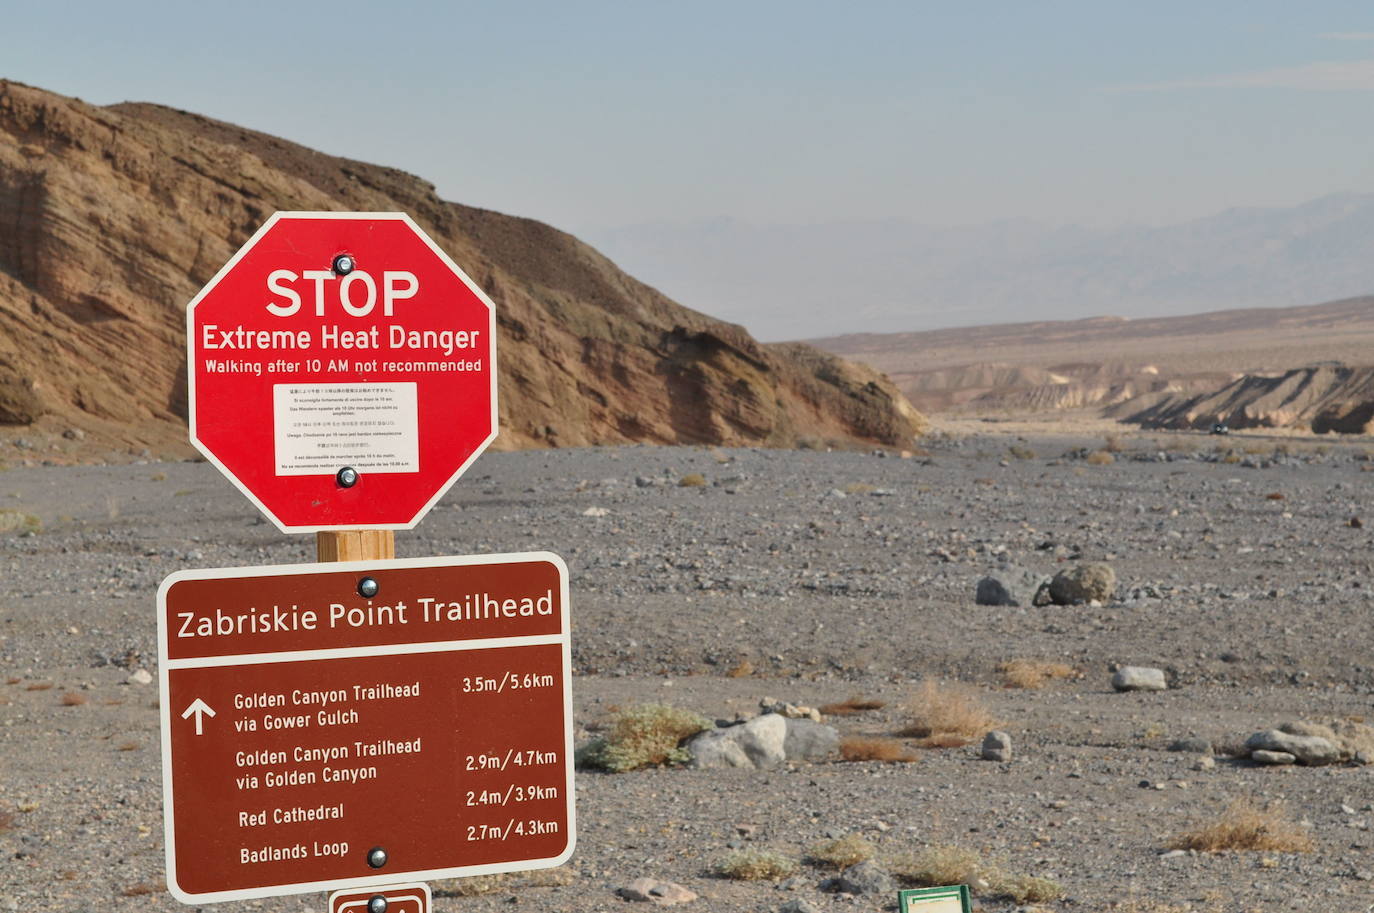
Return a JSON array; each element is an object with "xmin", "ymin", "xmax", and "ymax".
[
  {"xmin": 273, "ymin": 382, "xmax": 419, "ymax": 475},
  {"xmin": 158, "ymin": 553, "xmax": 574, "ymax": 904}
]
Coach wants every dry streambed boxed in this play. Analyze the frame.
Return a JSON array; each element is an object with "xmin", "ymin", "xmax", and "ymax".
[{"xmin": 2, "ymin": 432, "xmax": 1373, "ymax": 911}]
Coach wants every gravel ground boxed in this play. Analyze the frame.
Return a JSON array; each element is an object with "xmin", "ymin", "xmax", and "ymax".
[{"xmin": 3, "ymin": 430, "xmax": 1374, "ymax": 912}]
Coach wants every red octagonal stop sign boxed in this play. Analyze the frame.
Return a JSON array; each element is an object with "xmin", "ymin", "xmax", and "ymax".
[{"xmin": 188, "ymin": 212, "xmax": 497, "ymax": 532}]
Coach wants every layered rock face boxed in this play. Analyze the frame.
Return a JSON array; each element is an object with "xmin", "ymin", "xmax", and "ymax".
[
  {"xmin": 1119, "ymin": 364, "xmax": 1374, "ymax": 434},
  {"xmin": 0, "ymin": 81, "xmax": 924, "ymax": 456}
]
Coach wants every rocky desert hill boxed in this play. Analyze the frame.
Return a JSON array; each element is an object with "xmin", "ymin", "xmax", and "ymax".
[
  {"xmin": 813, "ymin": 296, "xmax": 1374, "ymax": 432},
  {"xmin": 0, "ymin": 80, "xmax": 924, "ymax": 461},
  {"xmin": 1115, "ymin": 363, "xmax": 1374, "ymax": 433}
]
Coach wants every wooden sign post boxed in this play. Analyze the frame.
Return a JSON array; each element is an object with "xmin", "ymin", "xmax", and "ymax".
[{"xmin": 318, "ymin": 530, "xmax": 396, "ymax": 563}]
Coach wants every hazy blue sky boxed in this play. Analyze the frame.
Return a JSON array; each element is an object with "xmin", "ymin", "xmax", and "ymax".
[{"xmin": 8, "ymin": 1, "xmax": 1374, "ymax": 236}]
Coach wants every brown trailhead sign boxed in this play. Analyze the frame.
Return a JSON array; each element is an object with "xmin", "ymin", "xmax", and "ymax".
[
  {"xmin": 330, "ymin": 882, "xmax": 430, "ymax": 913},
  {"xmin": 157, "ymin": 553, "xmax": 574, "ymax": 903}
]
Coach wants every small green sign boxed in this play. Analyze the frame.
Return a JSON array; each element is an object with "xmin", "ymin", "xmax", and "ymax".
[{"xmin": 897, "ymin": 884, "xmax": 971, "ymax": 913}]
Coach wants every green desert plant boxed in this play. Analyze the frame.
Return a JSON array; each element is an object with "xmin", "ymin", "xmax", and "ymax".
[
  {"xmin": 716, "ymin": 849, "xmax": 799, "ymax": 881},
  {"xmin": 575, "ymin": 704, "xmax": 711, "ymax": 772}
]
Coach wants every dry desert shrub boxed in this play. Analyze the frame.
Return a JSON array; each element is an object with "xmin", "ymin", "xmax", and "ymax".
[
  {"xmin": 725, "ymin": 659, "xmax": 754, "ymax": 678},
  {"xmin": 887, "ymin": 843, "xmax": 991, "ymax": 887},
  {"xmin": 575, "ymin": 703, "xmax": 711, "ymax": 772},
  {"xmin": 5, "ymin": 677, "xmax": 20, "ymax": 685},
  {"xmin": 116, "ymin": 741, "xmax": 140, "ymax": 752},
  {"xmin": 998, "ymin": 659, "xmax": 1077, "ymax": 689},
  {"xmin": 808, "ymin": 833, "xmax": 875, "ymax": 870},
  {"xmin": 25, "ymin": 682, "xmax": 53, "ymax": 691},
  {"xmin": 1004, "ymin": 874, "xmax": 1065, "ymax": 903},
  {"xmin": 842, "ymin": 481, "xmax": 877, "ymax": 494},
  {"xmin": 0, "ymin": 509, "xmax": 39, "ymax": 533},
  {"xmin": 1084, "ymin": 450, "xmax": 1115, "ymax": 465},
  {"xmin": 60, "ymin": 691, "xmax": 87, "ymax": 706},
  {"xmin": 840, "ymin": 736, "xmax": 918, "ymax": 763},
  {"xmin": 1006, "ymin": 444, "xmax": 1035, "ymax": 460},
  {"xmin": 898, "ymin": 680, "xmax": 999, "ymax": 743},
  {"xmin": 1264, "ymin": 491, "xmax": 1285, "ymax": 500},
  {"xmin": 716, "ymin": 849, "xmax": 799, "ymax": 880},
  {"xmin": 678, "ymin": 472, "xmax": 707, "ymax": 487},
  {"xmin": 819, "ymin": 696, "xmax": 886, "ymax": 716},
  {"xmin": 121, "ymin": 879, "xmax": 165, "ymax": 897},
  {"xmin": 1170, "ymin": 798, "xmax": 1314, "ymax": 853},
  {"xmin": 0, "ymin": 805, "xmax": 14, "ymax": 833},
  {"xmin": 1102, "ymin": 433, "xmax": 1125, "ymax": 453}
]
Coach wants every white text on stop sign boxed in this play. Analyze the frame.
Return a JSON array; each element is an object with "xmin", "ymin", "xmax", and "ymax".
[{"xmin": 265, "ymin": 269, "xmax": 419, "ymax": 318}]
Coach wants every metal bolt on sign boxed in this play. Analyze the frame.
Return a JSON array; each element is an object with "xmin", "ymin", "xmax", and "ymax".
[
  {"xmin": 367, "ymin": 847, "xmax": 389, "ymax": 869},
  {"xmin": 368, "ymin": 895, "xmax": 388, "ymax": 913}
]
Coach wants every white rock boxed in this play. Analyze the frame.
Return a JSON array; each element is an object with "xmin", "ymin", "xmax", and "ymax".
[
  {"xmin": 1245, "ymin": 729, "xmax": 1340, "ymax": 765},
  {"xmin": 688, "ymin": 714, "xmax": 787, "ymax": 769},
  {"xmin": 1112, "ymin": 666, "xmax": 1166, "ymax": 691},
  {"xmin": 127, "ymin": 669, "xmax": 153, "ymax": 685},
  {"xmin": 1251, "ymin": 749, "xmax": 1297, "ymax": 765}
]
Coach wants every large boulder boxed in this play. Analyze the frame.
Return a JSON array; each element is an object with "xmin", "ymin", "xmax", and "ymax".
[
  {"xmin": 783, "ymin": 718, "xmax": 840, "ymax": 762},
  {"xmin": 1048, "ymin": 563, "xmax": 1117, "ymax": 604},
  {"xmin": 975, "ymin": 566, "xmax": 1048, "ymax": 607},
  {"xmin": 1245, "ymin": 729, "xmax": 1340, "ymax": 766},
  {"xmin": 1111, "ymin": 666, "xmax": 1167, "ymax": 692},
  {"xmin": 688, "ymin": 713, "xmax": 788, "ymax": 769}
]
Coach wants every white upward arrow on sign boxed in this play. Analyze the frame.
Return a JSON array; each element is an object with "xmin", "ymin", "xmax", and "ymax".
[{"xmin": 181, "ymin": 698, "xmax": 216, "ymax": 735}]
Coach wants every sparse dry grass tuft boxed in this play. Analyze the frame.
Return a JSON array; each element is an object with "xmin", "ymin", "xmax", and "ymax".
[
  {"xmin": 5, "ymin": 677, "xmax": 20, "ymax": 685},
  {"xmin": 998, "ymin": 659, "xmax": 1077, "ymax": 690},
  {"xmin": 1102, "ymin": 434, "xmax": 1125, "ymax": 453},
  {"xmin": 915, "ymin": 732, "xmax": 973, "ymax": 748},
  {"xmin": 121, "ymin": 879, "xmax": 165, "ymax": 897},
  {"xmin": 726, "ymin": 659, "xmax": 754, "ymax": 678},
  {"xmin": 843, "ymin": 481, "xmax": 877, "ymax": 495},
  {"xmin": 25, "ymin": 682, "xmax": 53, "ymax": 691},
  {"xmin": 575, "ymin": 704, "xmax": 711, "ymax": 772},
  {"xmin": 0, "ymin": 805, "xmax": 15, "ymax": 833},
  {"xmin": 0, "ymin": 509, "xmax": 39, "ymax": 533},
  {"xmin": 819, "ymin": 696, "xmax": 886, "ymax": 716},
  {"xmin": 678, "ymin": 473, "xmax": 707, "ymax": 487},
  {"xmin": 1170, "ymin": 798, "xmax": 1314, "ymax": 853},
  {"xmin": 887, "ymin": 844, "xmax": 989, "ymax": 887},
  {"xmin": 116, "ymin": 741, "xmax": 140, "ymax": 752},
  {"xmin": 898, "ymin": 680, "xmax": 999, "ymax": 741},
  {"xmin": 437, "ymin": 868, "xmax": 576, "ymax": 897},
  {"xmin": 1265, "ymin": 491, "xmax": 1285, "ymax": 500},
  {"xmin": 1007, "ymin": 445, "xmax": 1036, "ymax": 460},
  {"xmin": 1003, "ymin": 874, "xmax": 1065, "ymax": 903},
  {"xmin": 1084, "ymin": 450, "xmax": 1115, "ymax": 465},
  {"xmin": 60, "ymin": 691, "xmax": 87, "ymax": 706},
  {"xmin": 808, "ymin": 833, "xmax": 875, "ymax": 870},
  {"xmin": 840, "ymin": 736, "xmax": 918, "ymax": 763},
  {"xmin": 716, "ymin": 848, "xmax": 799, "ymax": 880}
]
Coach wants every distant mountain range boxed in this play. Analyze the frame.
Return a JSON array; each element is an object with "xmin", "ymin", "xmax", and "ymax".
[{"xmin": 586, "ymin": 193, "xmax": 1374, "ymax": 341}]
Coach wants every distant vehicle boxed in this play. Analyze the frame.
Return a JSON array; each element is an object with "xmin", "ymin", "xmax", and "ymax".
[{"xmin": 1210, "ymin": 423, "xmax": 1230, "ymax": 435}]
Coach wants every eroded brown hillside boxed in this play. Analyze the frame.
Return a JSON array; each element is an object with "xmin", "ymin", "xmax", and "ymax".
[{"xmin": 0, "ymin": 81, "xmax": 924, "ymax": 460}]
